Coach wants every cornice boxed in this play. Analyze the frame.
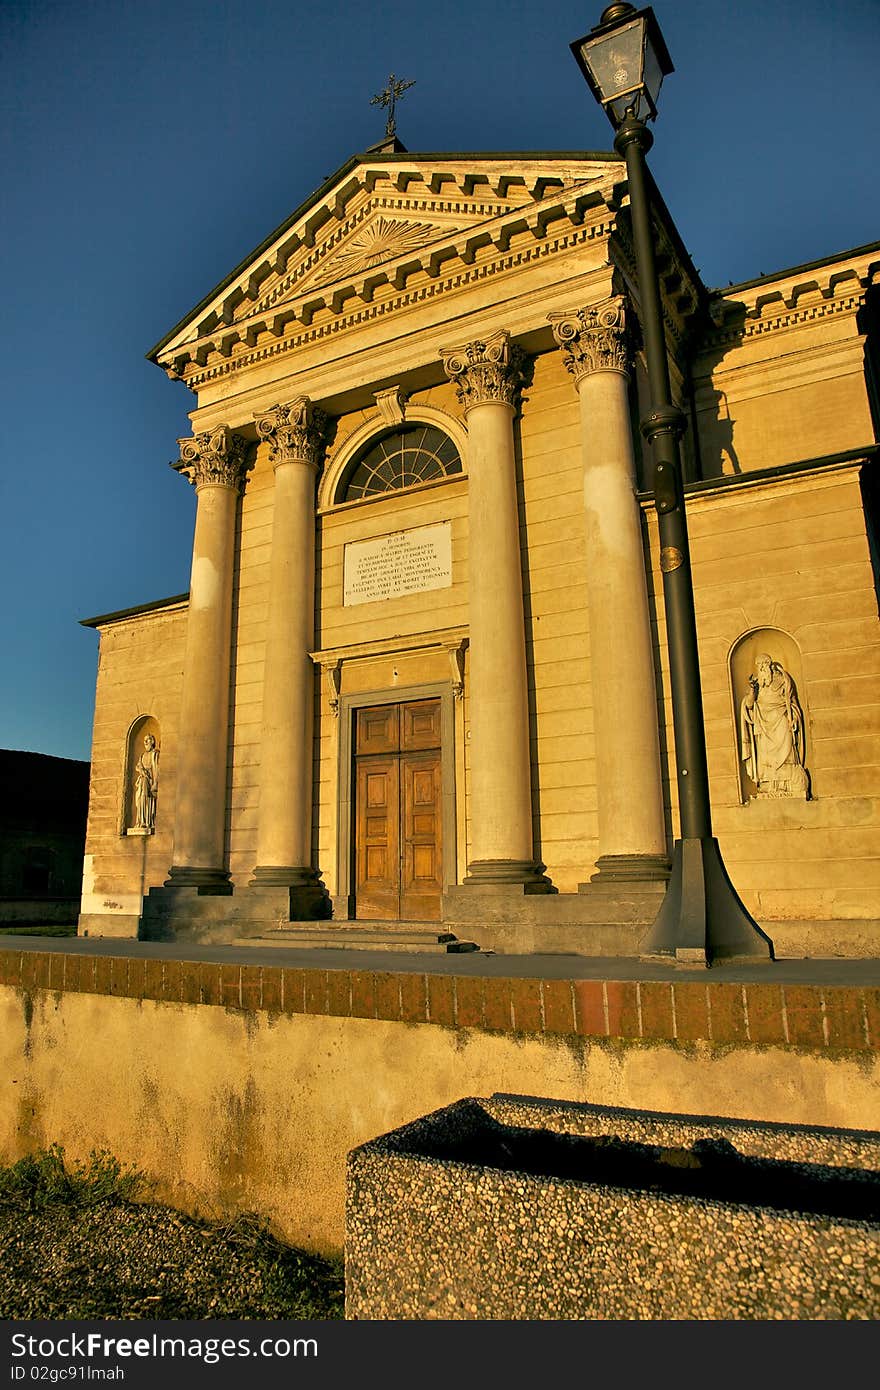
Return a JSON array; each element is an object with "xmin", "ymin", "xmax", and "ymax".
[
  {"xmin": 311, "ymin": 625, "xmax": 469, "ymax": 666},
  {"xmin": 609, "ymin": 215, "xmax": 702, "ymax": 369},
  {"xmin": 638, "ymin": 447, "xmax": 878, "ymax": 514},
  {"xmin": 702, "ymin": 256, "xmax": 880, "ymax": 350},
  {"xmin": 713, "ymin": 240, "xmax": 880, "ymax": 298},
  {"xmin": 173, "ymin": 217, "xmax": 618, "ymax": 392},
  {"xmin": 155, "ymin": 157, "xmax": 628, "ymax": 386},
  {"xmin": 704, "ymin": 293, "xmax": 868, "ymax": 351},
  {"xmin": 148, "ymin": 152, "xmax": 624, "ymax": 361}
]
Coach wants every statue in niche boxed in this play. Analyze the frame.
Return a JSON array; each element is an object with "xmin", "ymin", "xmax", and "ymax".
[
  {"xmin": 740, "ymin": 654, "xmax": 810, "ymax": 800},
  {"xmin": 132, "ymin": 733, "xmax": 160, "ymax": 830}
]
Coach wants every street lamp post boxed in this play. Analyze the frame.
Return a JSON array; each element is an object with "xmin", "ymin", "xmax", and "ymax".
[{"xmin": 571, "ymin": 4, "xmax": 773, "ymax": 964}]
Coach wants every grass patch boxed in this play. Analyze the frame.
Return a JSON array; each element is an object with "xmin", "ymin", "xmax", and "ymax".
[
  {"xmin": 0, "ymin": 1146, "xmax": 344, "ymax": 1319},
  {"xmin": 0, "ymin": 1143, "xmax": 146, "ymax": 1211}
]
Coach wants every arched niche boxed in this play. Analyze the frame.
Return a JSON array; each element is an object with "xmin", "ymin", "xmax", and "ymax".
[
  {"xmin": 318, "ymin": 403, "xmax": 468, "ymax": 511},
  {"xmin": 729, "ymin": 629, "xmax": 811, "ymax": 804},
  {"xmin": 123, "ymin": 715, "xmax": 161, "ymax": 835}
]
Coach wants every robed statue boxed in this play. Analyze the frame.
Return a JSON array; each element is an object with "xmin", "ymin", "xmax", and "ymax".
[
  {"xmin": 740, "ymin": 654, "xmax": 809, "ymax": 799},
  {"xmin": 133, "ymin": 733, "xmax": 160, "ymax": 830}
]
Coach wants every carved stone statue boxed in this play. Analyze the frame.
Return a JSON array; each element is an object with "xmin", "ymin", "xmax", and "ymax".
[
  {"xmin": 133, "ymin": 733, "xmax": 160, "ymax": 830},
  {"xmin": 740, "ymin": 654, "xmax": 810, "ymax": 800}
]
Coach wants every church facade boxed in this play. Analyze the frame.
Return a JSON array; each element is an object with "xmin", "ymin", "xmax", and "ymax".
[{"xmin": 78, "ymin": 144, "xmax": 880, "ymax": 957}]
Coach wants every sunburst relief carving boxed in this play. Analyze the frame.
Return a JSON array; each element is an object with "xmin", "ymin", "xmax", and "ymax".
[{"xmin": 311, "ymin": 216, "xmax": 437, "ymax": 287}]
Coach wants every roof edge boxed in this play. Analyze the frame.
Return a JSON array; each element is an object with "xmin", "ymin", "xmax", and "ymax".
[
  {"xmin": 637, "ymin": 444, "xmax": 879, "ymax": 506},
  {"xmin": 145, "ymin": 149, "xmax": 620, "ymax": 363},
  {"xmin": 711, "ymin": 239, "xmax": 880, "ymax": 298},
  {"xmin": 80, "ymin": 593, "xmax": 189, "ymax": 630}
]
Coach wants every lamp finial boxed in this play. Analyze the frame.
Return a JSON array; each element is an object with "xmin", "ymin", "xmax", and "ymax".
[{"xmin": 600, "ymin": 3, "xmax": 636, "ymax": 22}]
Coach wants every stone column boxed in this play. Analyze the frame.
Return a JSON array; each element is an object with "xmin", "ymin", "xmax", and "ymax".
[
  {"xmin": 166, "ymin": 426, "xmax": 249, "ymax": 889},
  {"xmin": 249, "ymin": 397, "xmax": 328, "ymax": 917},
  {"xmin": 549, "ymin": 297, "xmax": 668, "ymax": 880},
  {"xmin": 440, "ymin": 331, "xmax": 552, "ymax": 890}
]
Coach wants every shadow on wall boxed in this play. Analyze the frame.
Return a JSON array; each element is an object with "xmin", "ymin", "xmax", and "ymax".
[{"xmin": 692, "ymin": 298, "xmax": 749, "ymax": 479}]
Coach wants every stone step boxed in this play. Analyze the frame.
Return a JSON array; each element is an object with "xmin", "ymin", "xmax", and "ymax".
[{"xmin": 238, "ymin": 926, "xmax": 481, "ymax": 954}]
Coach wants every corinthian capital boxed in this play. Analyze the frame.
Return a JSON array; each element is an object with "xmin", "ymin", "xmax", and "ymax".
[
  {"xmin": 548, "ymin": 297, "xmax": 630, "ymax": 385},
  {"xmin": 255, "ymin": 397, "xmax": 326, "ymax": 470},
  {"xmin": 440, "ymin": 330, "xmax": 523, "ymax": 412},
  {"xmin": 173, "ymin": 426, "xmax": 250, "ymax": 492}
]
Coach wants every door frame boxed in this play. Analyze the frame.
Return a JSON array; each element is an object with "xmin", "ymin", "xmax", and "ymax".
[{"xmin": 334, "ymin": 682, "xmax": 456, "ymax": 920}]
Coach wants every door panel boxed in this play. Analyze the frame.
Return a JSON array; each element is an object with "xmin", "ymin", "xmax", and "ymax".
[
  {"xmin": 356, "ymin": 704, "xmax": 400, "ymax": 755},
  {"xmin": 355, "ymin": 756, "xmax": 399, "ymax": 919},
  {"xmin": 354, "ymin": 700, "xmax": 443, "ymax": 921},
  {"xmin": 402, "ymin": 700, "xmax": 442, "ymax": 751},
  {"xmin": 401, "ymin": 751, "xmax": 442, "ymax": 921}
]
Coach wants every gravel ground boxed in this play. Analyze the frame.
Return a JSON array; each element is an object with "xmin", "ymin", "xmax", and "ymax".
[{"xmin": 0, "ymin": 1152, "xmax": 343, "ymax": 1320}]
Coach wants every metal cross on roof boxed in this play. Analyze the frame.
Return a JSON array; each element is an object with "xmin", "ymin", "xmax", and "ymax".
[{"xmin": 370, "ymin": 73, "xmax": 416, "ymax": 139}]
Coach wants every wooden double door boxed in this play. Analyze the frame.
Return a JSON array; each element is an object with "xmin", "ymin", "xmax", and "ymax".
[{"xmin": 354, "ymin": 698, "xmax": 443, "ymax": 921}]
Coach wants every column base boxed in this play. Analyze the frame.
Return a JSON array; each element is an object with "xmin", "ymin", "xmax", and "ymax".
[
  {"xmin": 640, "ymin": 837, "xmax": 774, "ymax": 966},
  {"xmin": 163, "ymin": 866, "xmax": 232, "ymax": 895},
  {"xmin": 247, "ymin": 865, "xmax": 331, "ymax": 920},
  {"xmin": 588, "ymin": 853, "xmax": 670, "ymax": 884},
  {"xmin": 463, "ymin": 859, "xmax": 556, "ymax": 894}
]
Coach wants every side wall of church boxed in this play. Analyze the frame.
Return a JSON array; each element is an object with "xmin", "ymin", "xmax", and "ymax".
[
  {"xmin": 645, "ymin": 464, "xmax": 880, "ymax": 949},
  {"xmin": 79, "ymin": 605, "xmax": 187, "ymax": 936},
  {"xmin": 693, "ymin": 266, "xmax": 876, "ymax": 478}
]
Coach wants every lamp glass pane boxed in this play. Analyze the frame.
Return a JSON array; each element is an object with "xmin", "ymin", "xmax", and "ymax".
[
  {"xmin": 642, "ymin": 39, "xmax": 665, "ymax": 110},
  {"xmin": 580, "ymin": 17, "xmax": 645, "ymax": 104}
]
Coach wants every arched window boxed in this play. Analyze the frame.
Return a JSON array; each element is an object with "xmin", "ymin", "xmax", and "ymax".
[{"xmin": 341, "ymin": 424, "xmax": 462, "ymax": 502}]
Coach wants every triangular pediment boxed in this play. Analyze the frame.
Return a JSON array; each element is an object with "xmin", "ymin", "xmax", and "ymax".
[
  {"xmin": 298, "ymin": 211, "xmax": 455, "ymax": 291},
  {"xmin": 151, "ymin": 151, "xmax": 626, "ymax": 380},
  {"xmin": 256, "ymin": 191, "xmax": 483, "ymax": 310}
]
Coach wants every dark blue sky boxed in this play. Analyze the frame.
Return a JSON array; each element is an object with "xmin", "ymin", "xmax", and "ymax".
[{"xmin": 2, "ymin": 0, "xmax": 878, "ymax": 761}]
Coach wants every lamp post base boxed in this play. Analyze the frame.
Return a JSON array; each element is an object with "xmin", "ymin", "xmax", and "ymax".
[{"xmin": 640, "ymin": 838, "xmax": 774, "ymax": 966}]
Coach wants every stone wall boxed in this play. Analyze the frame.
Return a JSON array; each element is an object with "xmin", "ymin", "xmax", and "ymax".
[
  {"xmin": 692, "ymin": 248, "xmax": 878, "ymax": 478},
  {"xmin": 2, "ymin": 945, "xmax": 879, "ymax": 1255},
  {"xmin": 79, "ymin": 603, "xmax": 187, "ymax": 937},
  {"xmin": 645, "ymin": 462, "xmax": 880, "ymax": 949}
]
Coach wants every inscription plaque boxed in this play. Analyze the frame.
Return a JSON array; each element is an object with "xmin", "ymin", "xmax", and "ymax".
[{"xmin": 343, "ymin": 523, "xmax": 452, "ymax": 606}]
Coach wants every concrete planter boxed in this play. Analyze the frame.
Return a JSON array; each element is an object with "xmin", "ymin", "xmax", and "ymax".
[{"xmin": 346, "ymin": 1095, "xmax": 880, "ymax": 1320}]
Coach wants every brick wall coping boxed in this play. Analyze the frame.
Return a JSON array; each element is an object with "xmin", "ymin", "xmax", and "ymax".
[
  {"xmin": 2, "ymin": 947, "xmax": 879, "ymax": 1053},
  {"xmin": 5, "ymin": 935, "xmax": 880, "ymax": 985}
]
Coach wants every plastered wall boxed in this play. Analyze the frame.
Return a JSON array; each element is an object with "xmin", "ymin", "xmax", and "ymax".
[{"xmin": 3, "ymin": 959, "xmax": 879, "ymax": 1255}]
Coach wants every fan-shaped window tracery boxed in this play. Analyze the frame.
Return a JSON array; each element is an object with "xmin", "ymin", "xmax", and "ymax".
[{"xmin": 341, "ymin": 424, "xmax": 462, "ymax": 501}]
